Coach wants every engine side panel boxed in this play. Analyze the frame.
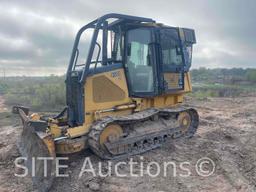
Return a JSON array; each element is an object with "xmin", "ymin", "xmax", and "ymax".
[{"xmin": 85, "ymin": 68, "xmax": 133, "ymax": 125}]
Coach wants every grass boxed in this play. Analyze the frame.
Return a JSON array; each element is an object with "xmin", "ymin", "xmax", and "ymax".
[
  {"xmin": 0, "ymin": 76, "xmax": 66, "ymax": 112},
  {"xmin": 190, "ymin": 82, "xmax": 256, "ymax": 99},
  {"xmin": 0, "ymin": 112, "xmax": 19, "ymax": 127}
]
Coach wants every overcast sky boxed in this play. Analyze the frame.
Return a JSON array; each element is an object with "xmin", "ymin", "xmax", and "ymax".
[{"xmin": 0, "ymin": 0, "xmax": 255, "ymax": 76}]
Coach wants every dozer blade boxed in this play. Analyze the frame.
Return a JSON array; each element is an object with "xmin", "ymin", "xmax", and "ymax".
[{"xmin": 13, "ymin": 106, "xmax": 56, "ymax": 192}]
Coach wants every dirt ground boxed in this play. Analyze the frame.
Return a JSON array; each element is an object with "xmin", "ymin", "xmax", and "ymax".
[{"xmin": 0, "ymin": 96, "xmax": 256, "ymax": 192}]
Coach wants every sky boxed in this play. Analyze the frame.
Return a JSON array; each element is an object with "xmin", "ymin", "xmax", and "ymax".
[{"xmin": 0, "ymin": 0, "xmax": 255, "ymax": 76}]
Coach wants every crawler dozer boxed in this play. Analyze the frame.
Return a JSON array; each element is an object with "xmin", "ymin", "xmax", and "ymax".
[{"xmin": 13, "ymin": 13, "xmax": 199, "ymax": 191}]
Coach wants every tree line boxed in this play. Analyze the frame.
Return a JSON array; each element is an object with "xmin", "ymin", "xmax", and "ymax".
[
  {"xmin": 0, "ymin": 75, "xmax": 66, "ymax": 111},
  {"xmin": 191, "ymin": 68, "xmax": 256, "ymax": 83},
  {"xmin": 0, "ymin": 68, "xmax": 255, "ymax": 111}
]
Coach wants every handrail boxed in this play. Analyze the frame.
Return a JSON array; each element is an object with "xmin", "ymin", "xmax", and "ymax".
[
  {"xmin": 94, "ymin": 42, "xmax": 101, "ymax": 70},
  {"xmin": 73, "ymin": 48, "xmax": 79, "ymax": 70}
]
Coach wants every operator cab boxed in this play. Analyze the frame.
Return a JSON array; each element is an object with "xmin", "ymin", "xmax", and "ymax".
[
  {"xmin": 125, "ymin": 25, "xmax": 196, "ymax": 96},
  {"xmin": 66, "ymin": 13, "xmax": 196, "ymax": 126}
]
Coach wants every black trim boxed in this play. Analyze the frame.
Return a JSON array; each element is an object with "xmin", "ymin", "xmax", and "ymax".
[{"xmin": 87, "ymin": 63, "xmax": 123, "ymax": 76}]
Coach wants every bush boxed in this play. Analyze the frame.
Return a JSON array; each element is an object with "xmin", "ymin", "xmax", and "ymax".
[
  {"xmin": 246, "ymin": 69, "xmax": 256, "ymax": 82},
  {"xmin": 3, "ymin": 76, "xmax": 66, "ymax": 112}
]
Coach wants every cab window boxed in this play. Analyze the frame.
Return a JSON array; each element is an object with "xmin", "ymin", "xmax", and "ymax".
[
  {"xmin": 126, "ymin": 28, "xmax": 154, "ymax": 93},
  {"xmin": 160, "ymin": 28, "xmax": 183, "ymax": 70}
]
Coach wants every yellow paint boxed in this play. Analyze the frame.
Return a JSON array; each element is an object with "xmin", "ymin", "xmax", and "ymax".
[
  {"xmin": 30, "ymin": 113, "xmax": 40, "ymax": 121},
  {"xmin": 84, "ymin": 69, "xmax": 132, "ymax": 130},
  {"xmin": 66, "ymin": 125, "xmax": 88, "ymax": 138},
  {"xmin": 36, "ymin": 132, "xmax": 56, "ymax": 157},
  {"xmin": 178, "ymin": 111, "xmax": 192, "ymax": 133},
  {"xmin": 184, "ymin": 72, "xmax": 192, "ymax": 92},
  {"xmin": 61, "ymin": 72, "xmax": 192, "ymax": 137},
  {"xmin": 49, "ymin": 124, "xmax": 62, "ymax": 138},
  {"xmin": 55, "ymin": 137, "xmax": 86, "ymax": 154},
  {"xmin": 99, "ymin": 124, "xmax": 123, "ymax": 145},
  {"xmin": 164, "ymin": 73, "xmax": 180, "ymax": 89},
  {"xmin": 54, "ymin": 70, "xmax": 193, "ymax": 153}
]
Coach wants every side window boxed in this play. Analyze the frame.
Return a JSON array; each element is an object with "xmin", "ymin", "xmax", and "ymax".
[
  {"xmin": 90, "ymin": 30, "xmax": 123, "ymax": 69},
  {"xmin": 129, "ymin": 42, "xmax": 149, "ymax": 66},
  {"xmin": 89, "ymin": 30, "xmax": 103, "ymax": 69},
  {"xmin": 73, "ymin": 28, "xmax": 123, "ymax": 72},
  {"xmin": 162, "ymin": 47, "xmax": 182, "ymax": 65},
  {"xmin": 184, "ymin": 44, "xmax": 192, "ymax": 68},
  {"xmin": 114, "ymin": 32, "xmax": 123, "ymax": 61},
  {"xmin": 73, "ymin": 28, "xmax": 94, "ymax": 71},
  {"xmin": 160, "ymin": 29, "xmax": 183, "ymax": 68}
]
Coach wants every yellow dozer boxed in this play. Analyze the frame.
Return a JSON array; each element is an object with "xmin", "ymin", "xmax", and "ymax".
[{"xmin": 13, "ymin": 13, "xmax": 199, "ymax": 191}]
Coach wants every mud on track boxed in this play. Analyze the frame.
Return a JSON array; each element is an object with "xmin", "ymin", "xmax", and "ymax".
[{"xmin": 0, "ymin": 97, "xmax": 256, "ymax": 192}]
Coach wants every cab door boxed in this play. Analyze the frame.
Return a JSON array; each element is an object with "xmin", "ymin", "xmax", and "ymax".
[
  {"xmin": 159, "ymin": 28, "xmax": 185, "ymax": 92},
  {"xmin": 125, "ymin": 28, "xmax": 158, "ymax": 97}
]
